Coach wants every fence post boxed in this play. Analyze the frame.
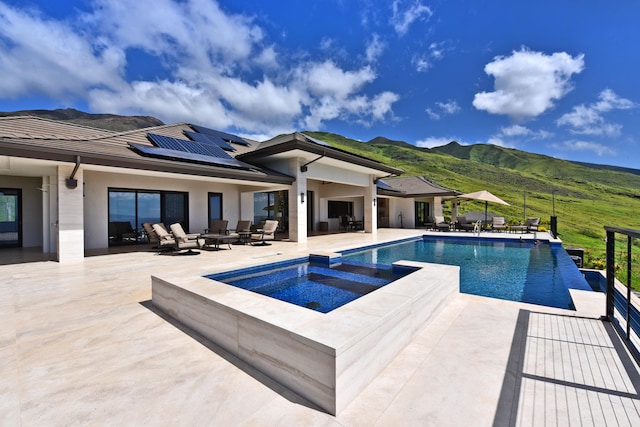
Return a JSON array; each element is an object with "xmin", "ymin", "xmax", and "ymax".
[{"xmin": 606, "ymin": 229, "xmax": 615, "ymax": 320}]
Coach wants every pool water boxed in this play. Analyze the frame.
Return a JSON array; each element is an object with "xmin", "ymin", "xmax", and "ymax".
[
  {"xmin": 207, "ymin": 260, "xmax": 413, "ymax": 313},
  {"xmin": 342, "ymin": 237, "xmax": 591, "ymax": 309}
]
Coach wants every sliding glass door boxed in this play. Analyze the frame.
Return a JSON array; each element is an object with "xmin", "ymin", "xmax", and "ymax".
[
  {"xmin": 108, "ymin": 189, "xmax": 188, "ymax": 245},
  {"xmin": 0, "ymin": 188, "xmax": 21, "ymax": 247},
  {"xmin": 253, "ymin": 190, "xmax": 288, "ymax": 232}
]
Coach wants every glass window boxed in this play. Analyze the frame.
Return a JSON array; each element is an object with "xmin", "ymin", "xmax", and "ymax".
[
  {"xmin": 163, "ymin": 192, "xmax": 187, "ymax": 228},
  {"xmin": 0, "ymin": 188, "xmax": 21, "ymax": 247},
  {"xmin": 137, "ymin": 192, "xmax": 161, "ymax": 226},
  {"xmin": 328, "ymin": 200, "xmax": 353, "ymax": 219},
  {"xmin": 208, "ymin": 192, "xmax": 223, "ymax": 225}
]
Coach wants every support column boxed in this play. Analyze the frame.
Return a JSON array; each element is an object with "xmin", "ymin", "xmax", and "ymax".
[
  {"xmin": 287, "ymin": 158, "xmax": 307, "ymax": 243},
  {"xmin": 57, "ymin": 165, "xmax": 84, "ymax": 262},
  {"xmin": 433, "ymin": 196, "xmax": 443, "ymax": 217},
  {"xmin": 364, "ymin": 177, "xmax": 377, "ymax": 234}
]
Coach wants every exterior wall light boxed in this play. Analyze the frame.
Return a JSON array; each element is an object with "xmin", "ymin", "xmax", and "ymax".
[
  {"xmin": 300, "ymin": 192, "xmax": 305, "ymax": 203},
  {"xmin": 373, "ymin": 197, "xmax": 376, "ymax": 206}
]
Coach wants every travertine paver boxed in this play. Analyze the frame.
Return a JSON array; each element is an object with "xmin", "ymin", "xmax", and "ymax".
[{"xmin": 1, "ymin": 229, "xmax": 639, "ymax": 426}]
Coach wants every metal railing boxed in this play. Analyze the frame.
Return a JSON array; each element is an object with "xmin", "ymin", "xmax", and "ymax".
[{"xmin": 604, "ymin": 226, "xmax": 640, "ymax": 365}]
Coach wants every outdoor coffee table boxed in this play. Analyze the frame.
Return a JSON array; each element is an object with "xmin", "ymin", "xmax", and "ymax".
[
  {"xmin": 236, "ymin": 231, "xmax": 252, "ymax": 245},
  {"xmin": 201, "ymin": 233, "xmax": 236, "ymax": 250}
]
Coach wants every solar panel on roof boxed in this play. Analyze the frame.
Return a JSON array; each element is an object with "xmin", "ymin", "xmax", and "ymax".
[
  {"xmin": 376, "ymin": 180, "xmax": 394, "ymax": 190},
  {"xmin": 129, "ymin": 143, "xmax": 255, "ymax": 170},
  {"xmin": 303, "ymin": 135, "xmax": 331, "ymax": 147},
  {"xmin": 147, "ymin": 133, "xmax": 233, "ymax": 159},
  {"xmin": 189, "ymin": 124, "xmax": 250, "ymax": 146},
  {"xmin": 184, "ymin": 130, "xmax": 236, "ymax": 151},
  {"xmin": 147, "ymin": 133, "xmax": 187, "ymax": 151}
]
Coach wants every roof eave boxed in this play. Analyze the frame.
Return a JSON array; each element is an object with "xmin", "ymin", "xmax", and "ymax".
[
  {"xmin": 0, "ymin": 141, "xmax": 295, "ymax": 185},
  {"xmin": 237, "ymin": 135, "xmax": 404, "ymax": 176}
]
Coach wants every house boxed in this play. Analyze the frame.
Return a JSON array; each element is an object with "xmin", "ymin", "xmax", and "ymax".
[{"xmin": 0, "ymin": 116, "xmax": 458, "ymax": 262}]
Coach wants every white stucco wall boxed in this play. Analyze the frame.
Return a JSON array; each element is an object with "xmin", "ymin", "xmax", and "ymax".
[{"xmin": 390, "ymin": 198, "xmax": 415, "ymax": 228}]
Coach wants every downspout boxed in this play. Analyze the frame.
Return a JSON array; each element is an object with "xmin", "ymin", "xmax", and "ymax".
[{"xmin": 66, "ymin": 155, "xmax": 81, "ymax": 189}]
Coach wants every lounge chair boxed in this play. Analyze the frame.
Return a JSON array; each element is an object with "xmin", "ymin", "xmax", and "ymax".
[
  {"xmin": 142, "ymin": 222, "xmax": 159, "ymax": 246},
  {"xmin": 152, "ymin": 223, "xmax": 176, "ymax": 251},
  {"xmin": 491, "ymin": 216, "xmax": 507, "ymax": 232},
  {"xmin": 169, "ymin": 223, "xmax": 204, "ymax": 254},
  {"xmin": 525, "ymin": 217, "xmax": 540, "ymax": 231},
  {"xmin": 434, "ymin": 216, "xmax": 451, "ymax": 231},
  {"xmin": 510, "ymin": 217, "xmax": 540, "ymax": 233},
  {"xmin": 251, "ymin": 220, "xmax": 278, "ymax": 245},
  {"xmin": 423, "ymin": 216, "xmax": 436, "ymax": 230},
  {"xmin": 455, "ymin": 216, "xmax": 475, "ymax": 232}
]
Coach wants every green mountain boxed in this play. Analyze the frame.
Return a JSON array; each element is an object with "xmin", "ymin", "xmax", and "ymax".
[
  {"xmin": 0, "ymin": 108, "xmax": 164, "ymax": 131},
  {"xmin": 306, "ymin": 132, "xmax": 640, "ymax": 270}
]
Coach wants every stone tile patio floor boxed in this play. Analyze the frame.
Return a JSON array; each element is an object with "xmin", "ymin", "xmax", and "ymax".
[{"xmin": 2, "ymin": 229, "xmax": 640, "ymax": 426}]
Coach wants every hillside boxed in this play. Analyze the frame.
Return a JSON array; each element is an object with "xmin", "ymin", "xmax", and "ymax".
[
  {"xmin": 306, "ymin": 132, "xmax": 640, "ymax": 270},
  {"xmin": 0, "ymin": 108, "xmax": 163, "ymax": 131}
]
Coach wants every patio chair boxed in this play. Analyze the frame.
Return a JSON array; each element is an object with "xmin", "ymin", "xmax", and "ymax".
[
  {"xmin": 339, "ymin": 215, "xmax": 351, "ymax": 232},
  {"xmin": 434, "ymin": 216, "xmax": 451, "ymax": 232},
  {"xmin": 152, "ymin": 223, "xmax": 176, "ymax": 251},
  {"xmin": 455, "ymin": 216, "xmax": 475, "ymax": 232},
  {"xmin": 169, "ymin": 223, "xmax": 204, "ymax": 254},
  {"xmin": 491, "ymin": 216, "xmax": 507, "ymax": 232},
  {"xmin": 251, "ymin": 220, "xmax": 278, "ymax": 245},
  {"xmin": 227, "ymin": 220, "xmax": 252, "ymax": 245},
  {"xmin": 205, "ymin": 219, "xmax": 228, "ymax": 235}
]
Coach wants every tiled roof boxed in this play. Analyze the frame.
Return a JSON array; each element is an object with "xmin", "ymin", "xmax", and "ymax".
[
  {"xmin": 0, "ymin": 116, "xmax": 291, "ymax": 183},
  {"xmin": 380, "ymin": 176, "xmax": 459, "ymax": 197}
]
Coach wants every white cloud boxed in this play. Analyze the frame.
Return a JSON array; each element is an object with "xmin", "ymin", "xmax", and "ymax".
[
  {"xmin": 415, "ymin": 137, "xmax": 459, "ymax": 148},
  {"xmin": 551, "ymin": 140, "xmax": 616, "ymax": 156},
  {"xmin": 426, "ymin": 100, "xmax": 460, "ymax": 120},
  {"xmin": 473, "ymin": 48, "xmax": 584, "ymax": 121},
  {"xmin": 0, "ymin": 3, "xmax": 126, "ymax": 99},
  {"xmin": 437, "ymin": 100, "xmax": 460, "ymax": 115},
  {"xmin": 0, "ymin": 0, "xmax": 400, "ymax": 135},
  {"xmin": 365, "ymin": 34, "xmax": 385, "ymax": 63},
  {"xmin": 425, "ymin": 108, "xmax": 439, "ymax": 120},
  {"xmin": 557, "ymin": 89, "xmax": 635, "ymax": 137},
  {"xmin": 481, "ymin": 124, "xmax": 552, "ymax": 149},
  {"xmin": 390, "ymin": 0, "xmax": 433, "ymax": 36},
  {"xmin": 300, "ymin": 61, "xmax": 376, "ymax": 98},
  {"xmin": 412, "ymin": 41, "xmax": 451, "ymax": 72},
  {"xmin": 500, "ymin": 124, "xmax": 532, "ymax": 137}
]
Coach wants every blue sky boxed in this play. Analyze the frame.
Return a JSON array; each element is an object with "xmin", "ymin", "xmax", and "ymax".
[{"xmin": 0, "ymin": 1, "xmax": 638, "ymax": 168}]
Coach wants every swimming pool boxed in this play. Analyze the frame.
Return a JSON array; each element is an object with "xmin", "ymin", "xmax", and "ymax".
[
  {"xmin": 207, "ymin": 257, "xmax": 416, "ymax": 313},
  {"xmin": 342, "ymin": 236, "xmax": 592, "ymax": 309}
]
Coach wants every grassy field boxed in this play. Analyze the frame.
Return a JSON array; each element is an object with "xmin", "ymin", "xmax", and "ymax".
[{"xmin": 306, "ymin": 131, "xmax": 640, "ymax": 289}]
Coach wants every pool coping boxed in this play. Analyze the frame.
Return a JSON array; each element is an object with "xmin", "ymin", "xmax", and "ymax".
[{"xmin": 151, "ymin": 256, "xmax": 459, "ymax": 415}]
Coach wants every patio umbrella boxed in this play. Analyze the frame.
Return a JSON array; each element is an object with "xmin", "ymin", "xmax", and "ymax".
[{"xmin": 458, "ymin": 190, "xmax": 510, "ymax": 223}]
